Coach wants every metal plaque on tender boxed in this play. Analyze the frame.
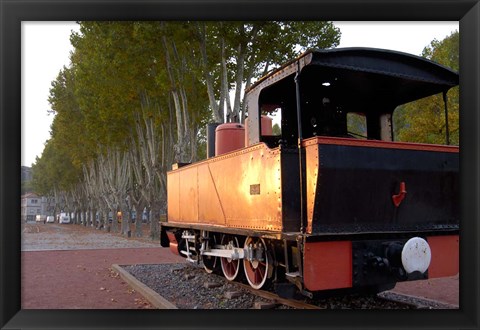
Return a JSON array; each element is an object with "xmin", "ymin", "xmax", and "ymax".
[{"xmin": 250, "ymin": 184, "xmax": 260, "ymax": 195}]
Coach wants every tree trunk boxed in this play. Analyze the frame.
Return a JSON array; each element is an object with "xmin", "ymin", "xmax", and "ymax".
[
  {"xmin": 101, "ymin": 208, "xmax": 109, "ymax": 231},
  {"xmin": 74, "ymin": 210, "xmax": 77, "ymax": 225},
  {"xmin": 133, "ymin": 206, "xmax": 138, "ymax": 236},
  {"xmin": 134, "ymin": 204, "xmax": 145, "ymax": 237},
  {"xmin": 90, "ymin": 209, "xmax": 96, "ymax": 227},
  {"xmin": 96, "ymin": 210, "xmax": 102, "ymax": 229},
  {"xmin": 120, "ymin": 202, "xmax": 131, "ymax": 236},
  {"xmin": 232, "ymin": 43, "xmax": 246, "ymax": 122},
  {"xmin": 148, "ymin": 205, "xmax": 161, "ymax": 240},
  {"xmin": 110, "ymin": 204, "xmax": 118, "ymax": 233},
  {"xmin": 196, "ymin": 22, "xmax": 222, "ymax": 123}
]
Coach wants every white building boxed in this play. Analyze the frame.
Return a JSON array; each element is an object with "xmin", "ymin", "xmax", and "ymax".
[{"xmin": 21, "ymin": 193, "xmax": 47, "ymax": 222}]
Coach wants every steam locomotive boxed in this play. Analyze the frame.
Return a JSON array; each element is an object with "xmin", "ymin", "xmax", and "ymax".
[{"xmin": 160, "ymin": 48, "xmax": 459, "ymax": 297}]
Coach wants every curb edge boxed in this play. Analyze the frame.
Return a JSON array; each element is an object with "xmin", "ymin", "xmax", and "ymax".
[{"xmin": 112, "ymin": 264, "xmax": 178, "ymax": 309}]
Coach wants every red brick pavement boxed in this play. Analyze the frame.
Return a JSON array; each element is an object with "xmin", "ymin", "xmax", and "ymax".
[
  {"xmin": 21, "ymin": 247, "xmax": 183, "ymax": 309},
  {"xmin": 391, "ymin": 274, "xmax": 459, "ymax": 306}
]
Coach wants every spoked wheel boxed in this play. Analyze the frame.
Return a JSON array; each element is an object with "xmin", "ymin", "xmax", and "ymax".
[
  {"xmin": 203, "ymin": 234, "xmax": 218, "ymax": 274},
  {"xmin": 220, "ymin": 235, "xmax": 242, "ymax": 281},
  {"xmin": 243, "ymin": 236, "xmax": 270, "ymax": 290}
]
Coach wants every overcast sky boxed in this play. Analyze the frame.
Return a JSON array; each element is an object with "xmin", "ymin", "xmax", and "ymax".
[{"xmin": 21, "ymin": 21, "xmax": 459, "ymax": 167}]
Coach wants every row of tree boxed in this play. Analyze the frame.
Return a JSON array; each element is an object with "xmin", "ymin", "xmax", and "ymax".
[{"xmin": 32, "ymin": 21, "xmax": 341, "ymax": 238}]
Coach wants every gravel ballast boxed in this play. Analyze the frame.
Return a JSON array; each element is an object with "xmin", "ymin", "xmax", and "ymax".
[
  {"xmin": 123, "ymin": 263, "xmax": 276, "ymax": 309},
  {"xmin": 122, "ymin": 263, "xmax": 457, "ymax": 310}
]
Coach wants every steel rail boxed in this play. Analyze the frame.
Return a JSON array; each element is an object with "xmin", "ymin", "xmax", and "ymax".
[{"xmin": 234, "ymin": 282, "xmax": 323, "ymax": 309}]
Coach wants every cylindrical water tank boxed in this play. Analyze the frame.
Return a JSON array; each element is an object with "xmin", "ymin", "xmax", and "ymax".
[
  {"xmin": 244, "ymin": 115, "xmax": 274, "ymax": 147},
  {"xmin": 261, "ymin": 115, "xmax": 273, "ymax": 136},
  {"xmin": 215, "ymin": 123, "xmax": 245, "ymax": 156}
]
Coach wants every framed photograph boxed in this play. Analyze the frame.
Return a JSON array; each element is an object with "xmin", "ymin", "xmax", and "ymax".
[{"xmin": 1, "ymin": 1, "xmax": 478, "ymax": 329}]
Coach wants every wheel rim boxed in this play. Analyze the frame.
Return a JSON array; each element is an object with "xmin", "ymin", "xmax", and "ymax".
[
  {"xmin": 243, "ymin": 237, "xmax": 269, "ymax": 289},
  {"xmin": 203, "ymin": 235, "xmax": 218, "ymax": 274},
  {"xmin": 203, "ymin": 258, "xmax": 216, "ymax": 273},
  {"xmin": 220, "ymin": 235, "xmax": 240, "ymax": 281}
]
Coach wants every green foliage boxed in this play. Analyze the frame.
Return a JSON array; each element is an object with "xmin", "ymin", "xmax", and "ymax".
[
  {"xmin": 253, "ymin": 21, "xmax": 341, "ymax": 74},
  {"xmin": 70, "ymin": 22, "xmax": 152, "ymax": 150},
  {"xmin": 394, "ymin": 30, "xmax": 459, "ymax": 145},
  {"xmin": 272, "ymin": 123, "xmax": 281, "ymax": 135},
  {"xmin": 347, "ymin": 113, "xmax": 367, "ymax": 139},
  {"xmin": 219, "ymin": 21, "xmax": 341, "ymax": 78},
  {"xmin": 48, "ymin": 67, "xmax": 96, "ymax": 167},
  {"xmin": 31, "ymin": 138, "xmax": 80, "ymax": 194},
  {"xmin": 195, "ymin": 124, "xmax": 208, "ymax": 161}
]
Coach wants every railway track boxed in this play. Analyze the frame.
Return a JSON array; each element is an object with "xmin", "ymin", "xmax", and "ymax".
[
  {"xmin": 233, "ymin": 281, "xmax": 323, "ymax": 309},
  {"xmin": 234, "ymin": 283, "xmax": 456, "ymax": 310},
  {"xmin": 244, "ymin": 285, "xmax": 416, "ymax": 310}
]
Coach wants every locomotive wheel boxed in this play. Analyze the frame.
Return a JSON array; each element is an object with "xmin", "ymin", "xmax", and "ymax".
[
  {"xmin": 203, "ymin": 256, "xmax": 217, "ymax": 273},
  {"xmin": 203, "ymin": 235, "xmax": 218, "ymax": 274},
  {"xmin": 243, "ymin": 236, "xmax": 270, "ymax": 290},
  {"xmin": 220, "ymin": 235, "xmax": 242, "ymax": 281}
]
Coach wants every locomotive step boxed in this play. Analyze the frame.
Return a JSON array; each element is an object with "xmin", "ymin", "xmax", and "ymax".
[{"xmin": 285, "ymin": 271, "xmax": 301, "ymax": 278}]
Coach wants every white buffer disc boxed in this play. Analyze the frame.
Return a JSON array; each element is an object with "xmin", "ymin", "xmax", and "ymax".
[{"xmin": 401, "ymin": 237, "xmax": 431, "ymax": 274}]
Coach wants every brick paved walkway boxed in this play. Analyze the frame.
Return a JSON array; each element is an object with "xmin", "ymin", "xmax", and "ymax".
[
  {"xmin": 21, "ymin": 247, "xmax": 183, "ymax": 309},
  {"xmin": 21, "ymin": 223, "xmax": 183, "ymax": 309}
]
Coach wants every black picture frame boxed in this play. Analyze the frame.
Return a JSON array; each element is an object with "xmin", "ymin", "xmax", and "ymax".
[{"xmin": 1, "ymin": 1, "xmax": 479, "ymax": 329}]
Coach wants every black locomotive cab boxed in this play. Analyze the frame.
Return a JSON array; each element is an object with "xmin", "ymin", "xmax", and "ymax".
[{"xmin": 246, "ymin": 48, "xmax": 458, "ymax": 147}]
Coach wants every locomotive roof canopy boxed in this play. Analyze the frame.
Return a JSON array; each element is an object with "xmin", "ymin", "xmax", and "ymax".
[{"xmin": 249, "ymin": 47, "xmax": 459, "ymax": 111}]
